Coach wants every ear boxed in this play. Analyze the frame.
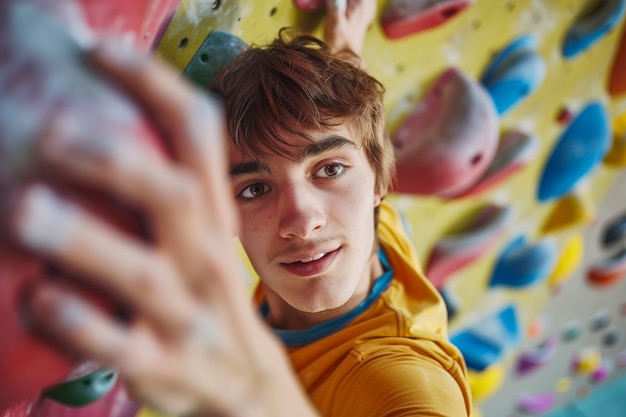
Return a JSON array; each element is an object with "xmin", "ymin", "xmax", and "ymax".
[{"xmin": 374, "ymin": 183, "xmax": 385, "ymax": 207}]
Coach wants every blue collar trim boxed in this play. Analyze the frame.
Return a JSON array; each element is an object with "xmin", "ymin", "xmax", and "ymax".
[{"xmin": 261, "ymin": 248, "xmax": 394, "ymax": 348}]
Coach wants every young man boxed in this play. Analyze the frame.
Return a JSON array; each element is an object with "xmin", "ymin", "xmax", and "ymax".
[{"xmin": 5, "ymin": 0, "xmax": 470, "ymax": 416}]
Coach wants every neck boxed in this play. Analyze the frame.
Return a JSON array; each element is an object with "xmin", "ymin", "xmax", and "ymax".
[{"xmin": 263, "ymin": 247, "xmax": 384, "ymax": 331}]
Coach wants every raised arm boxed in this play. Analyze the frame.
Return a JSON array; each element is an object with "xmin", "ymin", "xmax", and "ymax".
[
  {"xmin": 4, "ymin": 41, "xmax": 319, "ymax": 417},
  {"xmin": 324, "ymin": 0, "xmax": 377, "ymax": 67}
]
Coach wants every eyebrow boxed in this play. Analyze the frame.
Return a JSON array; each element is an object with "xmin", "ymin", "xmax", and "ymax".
[
  {"xmin": 296, "ymin": 135, "xmax": 359, "ymax": 162},
  {"xmin": 229, "ymin": 135, "xmax": 358, "ymax": 178},
  {"xmin": 229, "ymin": 161, "xmax": 271, "ymax": 178}
]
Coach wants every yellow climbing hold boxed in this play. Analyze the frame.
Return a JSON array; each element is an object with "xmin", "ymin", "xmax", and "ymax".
[
  {"xmin": 540, "ymin": 192, "xmax": 595, "ymax": 235},
  {"xmin": 605, "ymin": 112, "xmax": 626, "ymax": 167},
  {"xmin": 468, "ymin": 363, "xmax": 506, "ymax": 402},
  {"xmin": 548, "ymin": 233, "xmax": 584, "ymax": 288}
]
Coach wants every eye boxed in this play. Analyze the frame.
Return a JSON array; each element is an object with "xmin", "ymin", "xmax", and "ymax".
[
  {"xmin": 316, "ymin": 163, "xmax": 345, "ymax": 178},
  {"xmin": 240, "ymin": 183, "xmax": 270, "ymax": 199}
]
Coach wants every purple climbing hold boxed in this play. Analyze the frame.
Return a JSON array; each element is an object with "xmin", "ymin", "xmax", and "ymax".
[{"xmin": 516, "ymin": 392, "xmax": 556, "ymax": 414}]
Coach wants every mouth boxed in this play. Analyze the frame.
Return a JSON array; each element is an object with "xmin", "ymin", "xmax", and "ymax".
[
  {"xmin": 281, "ymin": 248, "xmax": 340, "ymax": 277},
  {"xmin": 297, "ymin": 253, "xmax": 326, "ymax": 263}
]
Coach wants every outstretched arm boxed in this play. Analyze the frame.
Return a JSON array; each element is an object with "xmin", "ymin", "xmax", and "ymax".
[{"xmin": 6, "ymin": 42, "xmax": 319, "ymax": 417}]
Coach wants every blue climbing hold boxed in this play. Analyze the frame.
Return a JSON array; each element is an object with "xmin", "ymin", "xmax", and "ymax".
[
  {"xmin": 451, "ymin": 305, "xmax": 521, "ymax": 371},
  {"xmin": 481, "ymin": 34, "xmax": 546, "ymax": 115},
  {"xmin": 489, "ymin": 235, "xmax": 557, "ymax": 288},
  {"xmin": 537, "ymin": 102, "xmax": 610, "ymax": 202},
  {"xmin": 563, "ymin": 0, "xmax": 626, "ymax": 59}
]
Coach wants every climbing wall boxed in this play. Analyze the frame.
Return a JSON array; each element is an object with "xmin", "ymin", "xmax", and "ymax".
[
  {"xmin": 154, "ymin": 1, "xmax": 626, "ymax": 415},
  {"xmin": 2, "ymin": 0, "xmax": 626, "ymax": 416}
]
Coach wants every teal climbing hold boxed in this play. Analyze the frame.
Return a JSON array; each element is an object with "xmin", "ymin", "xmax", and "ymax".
[
  {"xmin": 42, "ymin": 368, "xmax": 118, "ymax": 407},
  {"xmin": 182, "ymin": 30, "xmax": 247, "ymax": 88}
]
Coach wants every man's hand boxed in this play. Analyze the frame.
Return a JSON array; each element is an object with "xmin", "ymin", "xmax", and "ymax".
[
  {"xmin": 6, "ymin": 43, "xmax": 316, "ymax": 417},
  {"xmin": 324, "ymin": 0, "xmax": 377, "ymax": 63}
]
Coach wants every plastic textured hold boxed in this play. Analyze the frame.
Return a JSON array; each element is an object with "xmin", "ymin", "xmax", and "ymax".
[
  {"xmin": 439, "ymin": 287, "xmax": 460, "ymax": 321},
  {"xmin": 587, "ymin": 248, "xmax": 626, "ymax": 287},
  {"xmin": 392, "ymin": 68, "xmax": 499, "ymax": 197},
  {"xmin": 489, "ymin": 236, "xmax": 557, "ymax": 289},
  {"xmin": 78, "ymin": 0, "xmax": 181, "ymax": 52},
  {"xmin": 591, "ymin": 361, "xmax": 613, "ymax": 383},
  {"xmin": 450, "ymin": 305, "xmax": 521, "ymax": 371},
  {"xmin": 547, "ymin": 233, "xmax": 584, "ymax": 289},
  {"xmin": 572, "ymin": 347, "xmax": 603, "ymax": 375},
  {"xmin": 480, "ymin": 34, "xmax": 546, "ymax": 115},
  {"xmin": 0, "ymin": 2, "xmax": 171, "ymax": 409},
  {"xmin": 609, "ymin": 15, "xmax": 626, "ymax": 96},
  {"xmin": 467, "ymin": 363, "xmax": 505, "ymax": 402},
  {"xmin": 540, "ymin": 192, "xmax": 595, "ymax": 235},
  {"xmin": 42, "ymin": 368, "xmax": 117, "ymax": 407},
  {"xmin": 516, "ymin": 393, "xmax": 556, "ymax": 414},
  {"xmin": 381, "ymin": 0, "xmax": 474, "ymax": 40},
  {"xmin": 516, "ymin": 336, "xmax": 559, "ymax": 375},
  {"xmin": 425, "ymin": 204, "xmax": 513, "ymax": 289},
  {"xmin": 562, "ymin": 321, "xmax": 583, "ymax": 342},
  {"xmin": 537, "ymin": 102, "xmax": 611, "ymax": 202},
  {"xmin": 292, "ymin": 0, "xmax": 325, "ymax": 12},
  {"xmin": 603, "ymin": 328, "xmax": 621, "ymax": 347},
  {"xmin": 182, "ymin": 30, "xmax": 247, "ymax": 88},
  {"xmin": 590, "ymin": 310, "xmax": 612, "ymax": 332},
  {"xmin": 456, "ymin": 131, "xmax": 538, "ymax": 198},
  {"xmin": 601, "ymin": 210, "xmax": 626, "ymax": 248},
  {"xmin": 604, "ymin": 113, "xmax": 626, "ymax": 167},
  {"xmin": 31, "ymin": 377, "xmax": 139, "ymax": 417},
  {"xmin": 563, "ymin": 0, "xmax": 626, "ymax": 59}
]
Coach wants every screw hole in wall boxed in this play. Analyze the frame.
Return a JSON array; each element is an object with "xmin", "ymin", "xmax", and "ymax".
[
  {"xmin": 212, "ymin": 0, "xmax": 221, "ymax": 10},
  {"xmin": 269, "ymin": 7, "xmax": 277, "ymax": 17},
  {"xmin": 200, "ymin": 53, "xmax": 210, "ymax": 63},
  {"xmin": 178, "ymin": 37, "xmax": 188, "ymax": 49}
]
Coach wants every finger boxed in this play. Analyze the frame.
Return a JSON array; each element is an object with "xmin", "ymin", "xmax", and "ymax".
[
  {"xmin": 328, "ymin": 0, "xmax": 347, "ymax": 15},
  {"xmin": 88, "ymin": 43, "xmax": 237, "ymax": 234},
  {"xmin": 12, "ymin": 184, "xmax": 197, "ymax": 337},
  {"xmin": 38, "ymin": 114, "xmax": 210, "ymax": 274},
  {"xmin": 26, "ymin": 281, "xmax": 130, "ymax": 362}
]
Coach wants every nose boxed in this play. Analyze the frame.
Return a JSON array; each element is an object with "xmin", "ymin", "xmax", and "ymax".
[{"xmin": 277, "ymin": 183, "xmax": 326, "ymax": 239}]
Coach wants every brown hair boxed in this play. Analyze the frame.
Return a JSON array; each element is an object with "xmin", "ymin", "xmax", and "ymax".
[{"xmin": 209, "ymin": 28, "xmax": 395, "ymax": 195}]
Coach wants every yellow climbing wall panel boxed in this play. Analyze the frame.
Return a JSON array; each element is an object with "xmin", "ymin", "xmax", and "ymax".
[{"xmin": 155, "ymin": 0, "xmax": 626, "ymax": 415}]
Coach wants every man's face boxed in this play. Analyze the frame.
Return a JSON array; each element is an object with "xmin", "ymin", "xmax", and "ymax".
[{"xmin": 229, "ymin": 124, "xmax": 382, "ymax": 320}]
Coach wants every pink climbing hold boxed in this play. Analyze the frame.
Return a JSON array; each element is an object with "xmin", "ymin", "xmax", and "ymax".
[
  {"xmin": 392, "ymin": 67, "xmax": 499, "ymax": 197},
  {"xmin": 456, "ymin": 130, "xmax": 537, "ymax": 199},
  {"xmin": 381, "ymin": 0, "xmax": 474, "ymax": 39},
  {"xmin": 292, "ymin": 0, "xmax": 325, "ymax": 12},
  {"xmin": 425, "ymin": 204, "xmax": 513, "ymax": 289}
]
